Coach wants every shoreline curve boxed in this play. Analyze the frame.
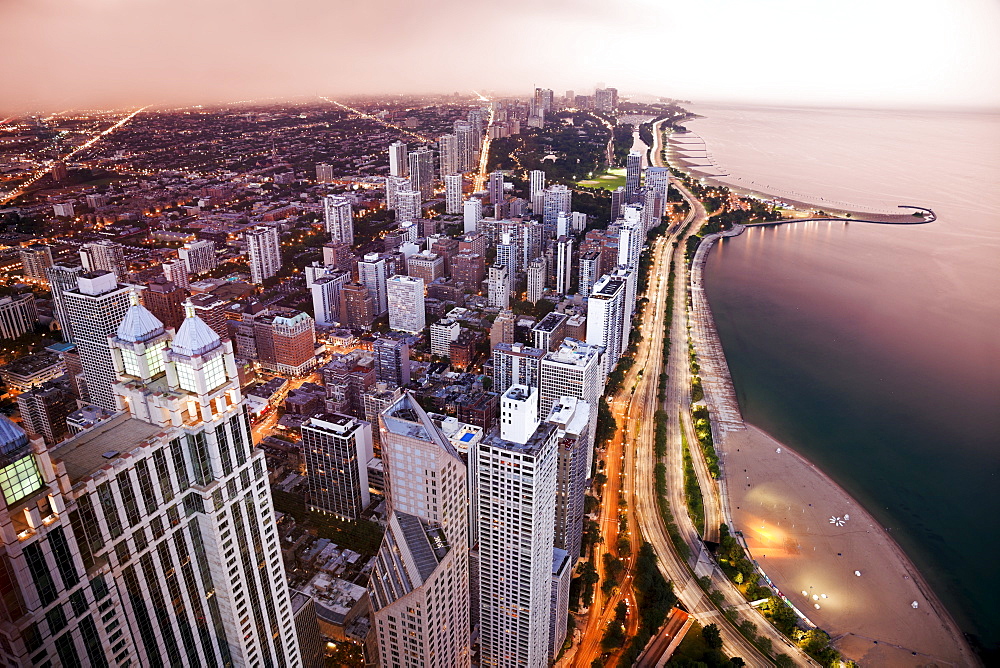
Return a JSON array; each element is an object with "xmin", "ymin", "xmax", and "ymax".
[{"xmin": 688, "ymin": 225, "xmax": 978, "ymax": 667}]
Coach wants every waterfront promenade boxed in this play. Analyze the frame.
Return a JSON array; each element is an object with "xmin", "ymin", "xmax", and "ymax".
[{"xmin": 689, "ymin": 226, "xmax": 978, "ymax": 667}]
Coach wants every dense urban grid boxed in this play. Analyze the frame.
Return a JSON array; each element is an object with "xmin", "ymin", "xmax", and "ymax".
[{"xmin": 0, "ymin": 88, "xmax": 826, "ymax": 668}]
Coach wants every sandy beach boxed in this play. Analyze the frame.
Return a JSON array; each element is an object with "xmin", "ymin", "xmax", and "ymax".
[{"xmin": 721, "ymin": 425, "xmax": 976, "ymax": 667}]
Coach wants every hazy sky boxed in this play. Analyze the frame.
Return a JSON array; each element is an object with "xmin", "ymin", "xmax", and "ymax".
[{"xmin": 1, "ymin": 0, "xmax": 998, "ymax": 112}]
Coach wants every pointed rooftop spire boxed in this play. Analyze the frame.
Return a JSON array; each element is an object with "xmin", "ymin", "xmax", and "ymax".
[
  {"xmin": 171, "ymin": 299, "xmax": 221, "ymax": 357},
  {"xmin": 116, "ymin": 293, "xmax": 166, "ymax": 343}
]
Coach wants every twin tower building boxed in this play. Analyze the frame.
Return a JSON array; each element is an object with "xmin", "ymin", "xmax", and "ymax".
[{"xmin": 0, "ymin": 266, "xmax": 595, "ymax": 667}]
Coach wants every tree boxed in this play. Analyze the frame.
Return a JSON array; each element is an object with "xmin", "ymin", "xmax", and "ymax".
[
  {"xmin": 774, "ymin": 655, "xmax": 795, "ymax": 668},
  {"xmin": 702, "ymin": 623, "xmax": 723, "ymax": 650}
]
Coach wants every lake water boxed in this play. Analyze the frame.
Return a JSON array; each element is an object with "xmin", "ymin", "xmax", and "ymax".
[{"xmin": 689, "ymin": 104, "xmax": 1000, "ymax": 650}]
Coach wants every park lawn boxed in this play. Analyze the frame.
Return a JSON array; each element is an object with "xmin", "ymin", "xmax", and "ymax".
[{"xmin": 577, "ymin": 168, "xmax": 626, "ymax": 191}]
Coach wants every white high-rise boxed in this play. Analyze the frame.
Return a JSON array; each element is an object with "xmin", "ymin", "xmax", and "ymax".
[
  {"xmin": 527, "ymin": 257, "xmax": 546, "ymax": 304},
  {"xmin": 539, "ymin": 338, "xmax": 604, "ymax": 472},
  {"xmin": 492, "ymin": 342, "xmax": 544, "ymax": 396},
  {"xmin": 386, "ymin": 274, "xmax": 425, "ymax": 334},
  {"xmin": 408, "ymin": 147, "xmax": 435, "ymax": 199},
  {"xmin": 478, "ymin": 385, "xmax": 558, "ymax": 668},
  {"xmin": 80, "ymin": 240, "xmax": 127, "ymax": 281},
  {"xmin": 396, "ymin": 189, "xmax": 422, "ymax": 223},
  {"xmin": 358, "ymin": 253, "xmax": 390, "ymax": 315},
  {"xmin": 389, "ymin": 140, "xmax": 408, "ymax": 177},
  {"xmin": 370, "ymin": 393, "xmax": 471, "ymax": 667},
  {"xmin": 555, "ymin": 235, "xmax": 573, "ymax": 296},
  {"xmin": 444, "ymin": 173, "xmax": 463, "ymax": 215},
  {"xmin": 586, "ymin": 273, "xmax": 629, "ymax": 377},
  {"xmin": 46, "ymin": 263, "xmax": 85, "ymax": 342},
  {"xmin": 245, "ymin": 225, "xmax": 281, "ymax": 284},
  {"xmin": 542, "ymin": 185, "xmax": 572, "ymax": 236},
  {"xmin": 63, "ymin": 271, "xmax": 136, "ymax": 410},
  {"xmin": 179, "ymin": 239, "xmax": 217, "ymax": 275},
  {"xmin": 162, "ymin": 258, "xmax": 190, "ymax": 289},
  {"xmin": 386, "ymin": 174, "xmax": 411, "ymax": 210},
  {"xmin": 439, "ymin": 133, "xmax": 460, "ymax": 176},
  {"xmin": 323, "ymin": 195, "xmax": 354, "ymax": 245},
  {"xmin": 625, "ymin": 149, "xmax": 643, "ymax": 200},
  {"xmin": 488, "ymin": 265, "xmax": 509, "ymax": 309},
  {"xmin": 464, "ymin": 198, "xmax": 483, "ymax": 233},
  {"xmin": 617, "ymin": 204, "xmax": 644, "ymax": 314},
  {"xmin": 529, "ymin": 170, "xmax": 546, "ymax": 213},
  {"xmin": 311, "ymin": 270, "xmax": 350, "ymax": 326}
]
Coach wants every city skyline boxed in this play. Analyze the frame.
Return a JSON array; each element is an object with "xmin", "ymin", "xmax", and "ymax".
[{"xmin": 2, "ymin": 0, "xmax": 999, "ymax": 113}]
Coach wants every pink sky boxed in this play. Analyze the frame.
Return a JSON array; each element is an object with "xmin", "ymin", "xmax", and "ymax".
[{"xmin": 1, "ymin": 0, "xmax": 998, "ymax": 112}]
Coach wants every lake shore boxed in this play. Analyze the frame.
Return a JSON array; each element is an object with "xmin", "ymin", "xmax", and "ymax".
[{"xmin": 689, "ymin": 226, "xmax": 978, "ymax": 666}]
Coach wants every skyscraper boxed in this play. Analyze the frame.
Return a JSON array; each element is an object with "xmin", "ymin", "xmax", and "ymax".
[
  {"xmin": 492, "ymin": 342, "xmax": 544, "ymax": 395},
  {"xmin": 454, "ymin": 120, "xmax": 475, "ymax": 172},
  {"xmin": 464, "ymin": 197, "xmax": 483, "ymax": 233},
  {"xmin": 611, "ymin": 185, "xmax": 626, "ymax": 221},
  {"xmin": 323, "ymin": 194, "xmax": 355, "ymax": 246},
  {"xmin": 488, "ymin": 170, "xmax": 505, "ymax": 205},
  {"xmin": 16, "ymin": 382, "xmax": 75, "ymax": 446},
  {"xmin": 372, "ymin": 336, "xmax": 411, "ymax": 388},
  {"xmin": 488, "ymin": 264, "xmax": 509, "ymax": 309},
  {"xmin": 386, "ymin": 274, "xmax": 425, "ymax": 334},
  {"xmin": 358, "ymin": 253, "xmax": 390, "ymax": 316},
  {"xmin": 444, "ymin": 173, "xmax": 464, "ymax": 215},
  {"xmin": 63, "ymin": 271, "xmax": 135, "ymax": 410},
  {"xmin": 542, "ymin": 185, "xmax": 572, "ymax": 236},
  {"xmin": 478, "ymin": 385, "xmax": 558, "ymax": 668},
  {"xmin": 526, "ymin": 256, "xmax": 546, "ymax": 304},
  {"xmin": 529, "ymin": 170, "xmax": 546, "ymax": 213},
  {"xmin": 311, "ymin": 270, "xmax": 350, "ymax": 326},
  {"xmin": 341, "ymin": 282, "xmax": 375, "ymax": 331},
  {"xmin": 539, "ymin": 338, "xmax": 603, "ymax": 472},
  {"xmin": 396, "ymin": 189, "xmax": 422, "ymax": 223},
  {"xmin": 179, "ymin": 239, "xmax": 217, "ymax": 275},
  {"xmin": 548, "ymin": 396, "xmax": 592, "ymax": 559},
  {"xmin": 617, "ymin": 205, "xmax": 644, "ymax": 314},
  {"xmin": 586, "ymin": 273, "xmax": 628, "ymax": 377},
  {"xmin": 245, "ymin": 225, "xmax": 281, "ymax": 284},
  {"xmin": 388, "ymin": 140, "xmax": 408, "ymax": 177},
  {"xmin": 408, "ymin": 147, "xmax": 435, "ymax": 199},
  {"xmin": 303, "ymin": 413, "xmax": 373, "ymax": 519},
  {"xmin": 645, "ymin": 166, "xmax": 670, "ymax": 220},
  {"xmin": 439, "ymin": 133, "xmax": 460, "ymax": 176},
  {"xmin": 45, "ymin": 263, "xmax": 85, "ymax": 342},
  {"xmin": 80, "ymin": 240, "xmax": 127, "ymax": 281},
  {"xmin": 555, "ymin": 235, "xmax": 573, "ymax": 296},
  {"xmin": 316, "ymin": 162, "xmax": 335, "ymax": 183},
  {"xmin": 18, "ymin": 244, "xmax": 53, "ymax": 285},
  {"xmin": 385, "ymin": 174, "xmax": 411, "ymax": 210},
  {"xmin": 625, "ymin": 149, "xmax": 643, "ymax": 201},
  {"xmin": 370, "ymin": 393, "xmax": 471, "ymax": 667},
  {"xmin": 0, "ymin": 294, "xmax": 37, "ymax": 339},
  {"xmin": 578, "ymin": 249, "xmax": 602, "ymax": 298},
  {"xmin": 162, "ymin": 257, "xmax": 190, "ymax": 289}
]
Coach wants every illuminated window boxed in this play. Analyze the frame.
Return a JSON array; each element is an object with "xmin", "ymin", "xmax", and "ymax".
[
  {"xmin": 147, "ymin": 342, "xmax": 166, "ymax": 377},
  {"xmin": 175, "ymin": 363, "xmax": 198, "ymax": 393},
  {"xmin": 0, "ymin": 455, "xmax": 43, "ymax": 505},
  {"xmin": 120, "ymin": 349, "xmax": 142, "ymax": 377},
  {"xmin": 203, "ymin": 356, "xmax": 227, "ymax": 392}
]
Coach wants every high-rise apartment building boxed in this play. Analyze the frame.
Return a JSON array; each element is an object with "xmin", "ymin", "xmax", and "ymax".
[
  {"xmin": 444, "ymin": 173, "xmax": 463, "ymax": 214},
  {"xmin": 439, "ymin": 133, "xmax": 460, "ymax": 177},
  {"xmin": 405, "ymin": 251, "xmax": 445, "ymax": 285},
  {"xmin": 395, "ymin": 189, "xmax": 422, "ymax": 223},
  {"xmin": 63, "ymin": 272, "xmax": 134, "ymax": 410},
  {"xmin": 386, "ymin": 274, "xmax": 425, "ymax": 334},
  {"xmin": 463, "ymin": 197, "xmax": 483, "ymax": 233},
  {"xmin": 0, "ymin": 294, "xmax": 38, "ymax": 339},
  {"xmin": 303, "ymin": 413, "xmax": 373, "ymax": 519},
  {"xmin": 179, "ymin": 239, "xmax": 217, "ymax": 275},
  {"xmin": 625, "ymin": 149, "xmax": 643, "ymax": 201},
  {"xmin": 388, "ymin": 141, "xmax": 408, "ymax": 177},
  {"xmin": 645, "ymin": 166, "xmax": 670, "ymax": 221},
  {"xmin": 162, "ymin": 257, "xmax": 190, "ymax": 289},
  {"xmin": 586, "ymin": 273, "xmax": 629, "ymax": 377},
  {"xmin": 547, "ymin": 396, "xmax": 592, "ymax": 559},
  {"xmin": 550, "ymin": 548, "xmax": 573, "ymax": 659},
  {"xmin": 372, "ymin": 337, "xmax": 411, "ymax": 388},
  {"xmin": 488, "ymin": 170, "xmax": 505, "ymax": 205},
  {"xmin": 340, "ymin": 282, "xmax": 375, "ymax": 331},
  {"xmin": 46, "ymin": 263, "xmax": 86, "ymax": 342},
  {"xmin": 578, "ymin": 250, "xmax": 601, "ymax": 299},
  {"xmin": 490, "ymin": 309, "xmax": 515, "ymax": 348},
  {"xmin": 19, "ymin": 244, "xmax": 53, "ymax": 285},
  {"xmin": 492, "ymin": 342, "xmax": 544, "ymax": 396},
  {"xmin": 487, "ymin": 265, "xmax": 509, "ymax": 309},
  {"xmin": 255, "ymin": 310, "xmax": 317, "ymax": 376},
  {"xmin": 527, "ymin": 256, "xmax": 546, "ymax": 304},
  {"xmin": 311, "ymin": 270, "xmax": 351, "ymax": 326},
  {"xmin": 408, "ymin": 147, "xmax": 435, "ymax": 199},
  {"xmin": 539, "ymin": 337, "xmax": 603, "ymax": 473},
  {"xmin": 555, "ymin": 236, "xmax": 573, "ymax": 296},
  {"xmin": 358, "ymin": 253, "xmax": 390, "ymax": 316},
  {"xmin": 611, "ymin": 185, "xmax": 626, "ymax": 221},
  {"xmin": 430, "ymin": 318, "xmax": 461, "ymax": 357},
  {"xmin": 617, "ymin": 205, "xmax": 644, "ymax": 314},
  {"xmin": 370, "ymin": 393, "xmax": 471, "ymax": 667},
  {"xmin": 80, "ymin": 240, "xmax": 127, "ymax": 281},
  {"xmin": 478, "ymin": 385, "xmax": 557, "ymax": 668},
  {"xmin": 385, "ymin": 174, "xmax": 411, "ymax": 211},
  {"xmin": 188, "ymin": 292, "xmax": 229, "ymax": 338},
  {"xmin": 142, "ymin": 279, "xmax": 186, "ymax": 331},
  {"xmin": 529, "ymin": 170, "xmax": 546, "ymax": 213},
  {"xmin": 316, "ymin": 162, "xmax": 335, "ymax": 183},
  {"xmin": 454, "ymin": 121, "xmax": 475, "ymax": 172},
  {"xmin": 542, "ymin": 185, "xmax": 572, "ymax": 236},
  {"xmin": 245, "ymin": 225, "xmax": 281, "ymax": 284},
  {"xmin": 16, "ymin": 382, "xmax": 75, "ymax": 446},
  {"xmin": 323, "ymin": 195, "xmax": 355, "ymax": 246}
]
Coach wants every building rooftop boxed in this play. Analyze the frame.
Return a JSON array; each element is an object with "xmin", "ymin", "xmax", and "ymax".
[
  {"xmin": 51, "ymin": 413, "xmax": 165, "ymax": 483},
  {"xmin": 116, "ymin": 303, "xmax": 166, "ymax": 343},
  {"xmin": 533, "ymin": 311, "xmax": 568, "ymax": 333}
]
